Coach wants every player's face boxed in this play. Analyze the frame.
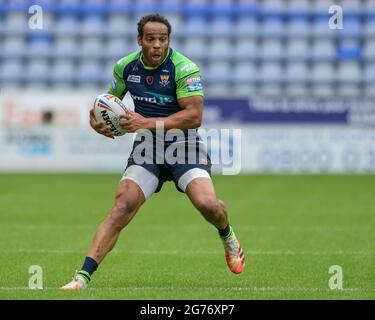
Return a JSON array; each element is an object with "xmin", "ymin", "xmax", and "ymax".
[{"xmin": 138, "ymin": 22, "xmax": 170, "ymax": 67}]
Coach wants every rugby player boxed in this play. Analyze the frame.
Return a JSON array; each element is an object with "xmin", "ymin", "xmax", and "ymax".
[{"xmin": 62, "ymin": 13, "xmax": 245, "ymax": 290}]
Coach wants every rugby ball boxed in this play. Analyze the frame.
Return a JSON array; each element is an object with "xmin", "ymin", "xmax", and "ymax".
[{"xmin": 93, "ymin": 93, "xmax": 128, "ymax": 136}]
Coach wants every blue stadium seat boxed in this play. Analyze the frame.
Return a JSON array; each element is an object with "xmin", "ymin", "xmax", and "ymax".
[
  {"xmin": 25, "ymin": 59, "xmax": 50, "ymax": 83},
  {"xmin": 234, "ymin": 39, "xmax": 258, "ymax": 59},
  {"xmin": 50, "ymin": 59, "xmax": 75, "ymax": 84},
  {"xmin": 338, "ymin": 17, "xmax": 363, "ymax": 38},
  {"xmin": 286, "ymin": 39, "xmax": 310, "ymax": 60},
  {"xmin": 107, "ymin": 13, "xmax": 133, "ymax": 37},
  {"xmin": 208, "ymin": 38, "xmax": 232, "ymax": 59},
  {"xmin": 259, "ymin": 62, "xmax": 283, "ymax": 83},
  {"xmin": 337, "ymin": 40, "xmax": 362, "ymax": 60},
  {"xmin": 364, "ymin": 63, "xmax": 375, "ymax": 83},
  {"xmin": 185, "ymin": 16, "xmax": 208, "ymax": 36},
  {"xmin": 53, "ymin": 36, "xmax": 77, "ymax": 58},
  {"xmin": 209, "ymin": 16, "xmax": 233, "ymax": 36},
  {"xmin": 55, "ymin": 14, "xmax": 80, "ymax": 36},
  {"xmin": 105, "ymin": 38, "xmax": 130, "ymax": 60},
  {"xmin": 260, "ymin": 39, "xmax": 284, "ymax": 60},
  {"xmin": 311, "ymin": 39, "xmax": 336, "ymax": 60},
  {"xmin": 206, "ymin": 61, "xmax": 232, "ymax": 83},
  {"xmin": 182, "ymin": 37, "xmax": 206, "ymax": 60},
  {"xmin": 233, "ymin": 62, "xmax": 256, "ymax": 83},
  {"xmin": 261, "ymin": 16, "xmax": 285, "ymax": 37},
  {"xmin": 234, "ymin": 16, "xmax": 259, "ymax": 36},
  {"xmin": 76, "ymin": 60, "xmax": 102, "ymax": 85},
  {"xmin": 286, "ymin": 17, "xmax": 310, "ymax": 37},
  {"xmin": 1, "ymin": 36, "xmax": 26, "ymax": 58},
  {"xmin": 0, "ymin": 59, "xmax": 24, "ymax": 83},
  {"xmin": 3, "ymin": 12, "xmax": 28, "ymax": 34},
  {"xmin": 81, "ymin": 14, "xmax": 105, "ymax": 36},
  {"xmin": 285, "ymin": 62, "xmax": 309, "ymax": 83},
  {"xmin": 311, "ymin": 62, "xmax": 335, "ymax": 84},
  {"xmin": 364, "ymin": 40, "xmax": 375, "ymax": 61},
  {"xmin": 28, "ymin": 35, "xmax": 53, "ymax": 58},
  {"xmin": 312, "ymin": 17, "xmax": 336, "ymax": 38},
  {"xmin": 365, "ymin": 17, "xmax": 375, "ymax": 37},
  {"xmin": 79, "ymin": 38, "xmax": 104, "ymax": 59},
  {"xmin": 337, "ymin": 62, "xmax": 361, "ymax": 83}
]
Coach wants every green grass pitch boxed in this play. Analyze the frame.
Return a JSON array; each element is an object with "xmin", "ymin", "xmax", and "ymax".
[{"xmin": 0, "ymin": 173, "xmax": 374, "ymax": 300}]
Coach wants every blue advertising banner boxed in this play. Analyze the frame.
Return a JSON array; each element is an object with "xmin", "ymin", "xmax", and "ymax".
[{"xmin": 204, "ymin": 97, "xmax": 375, "ymax": 126}]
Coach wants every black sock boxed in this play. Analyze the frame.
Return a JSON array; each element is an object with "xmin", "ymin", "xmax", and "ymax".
[
  {"xmin": 218, "ymin": 224, "xmax": 231, "ymax": 238},
  {"xmin": 78, "ymin": 256, "xmax": 98, "ymax": 282}
]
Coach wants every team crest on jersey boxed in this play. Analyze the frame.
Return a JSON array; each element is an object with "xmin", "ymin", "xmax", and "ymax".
[
  {"xmin": 159, "ymin": 74, "xmax": 170, "ymax": 86},
  {"xmin": 146, "ymin": 76, "xmax": 154, "ymax": 85}
]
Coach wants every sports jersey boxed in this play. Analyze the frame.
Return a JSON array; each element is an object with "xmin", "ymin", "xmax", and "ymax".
[{"xmin": 108, "ymin": 48, "xmax": 204, "ymax": 118}]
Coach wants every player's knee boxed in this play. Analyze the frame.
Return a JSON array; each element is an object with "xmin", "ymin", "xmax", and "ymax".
[
  {"xmin": 196, "ymin": 197, "xmax": 220, "ymax": 216},
  {"xmin": 108, "ymin": 200, "xmax": 136, "ymax": 230}
]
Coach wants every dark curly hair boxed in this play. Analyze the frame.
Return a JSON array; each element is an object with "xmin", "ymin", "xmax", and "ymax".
[{"xmin": 137, "ymin": 13, "xmax": 172, "ymax": 37}]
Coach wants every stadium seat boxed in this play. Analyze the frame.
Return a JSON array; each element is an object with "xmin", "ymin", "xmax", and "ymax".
[
  {"xmin": 311, "ymin": 62, "xmax": 335, "ymax": 84},
  {"xmin": 234, "ymin": 38, "xmax": 258, "ymax": 59},
  {"xmin": 311, "ymin": 39, "xmax": 336, "ymax": 60},
  {"xmin": 337, "ymin": 62, "xmax": 362, "ymax": 84},
  {"xmin": 364, "ymin": 84, "xmax": 375, "ymax": 97},
  {"xmin": 365, "ymin": 18, "xmax": 375, "ymax": 37},
  {"xmin": 261, "ymin": 17, "xmax": 285, "ymax": 37},
  {"xmin": 285, "ymin": 62, "xmax": 309, "ymax": 83},
  {"xmin": 232, "ymin": 84, "xmax": 257, "ymax": 97},
  {"xmin": 55, "ymin": 14, "xmax": 80, "ymax": 36},
  {"xmin": 0, "ymin": 59, "xmax": 24, "ymax": 83},
  {"xmin": 311, "ymin": 84, "xmax": 334, "ymax": 97},
  {"xmin": 182, "ymin": 37, "xmax": 206, "ymax": 60},
  {"xmin": 337, "ymin": 40, "xmax": 362, "ymax": 60},
  {"xmin": 105, "ymin": 38, "xmax": 130, "ymax": 60},
  {"xmin": 80, "ymin": 38, "xmax": 104, "ymax": 59},
  {"xmin": 206, "ymin": 61, "xmax": 232, "ymax": 83},
  {"xmin": 233, "ymin": 62, "xmax": 257, "ymax": 83},
  {"xmin": 337, "ymin": 84, "xmax": 361, "ymax": 97},
  {"xmin": 312, "ymin": 17, "xmax": 335, "ymax": 38},
  {"xmin": 107, "ymin": 13, "xmax": 133, "ymax": 37},
  {"xmin": 53, "ymin": 37, "xmax": 77, "ymax": 58},
  {"xmin": 287, "ymin": 0, "xmax": 311, "ymax": 13},
  {"xmin": 286, "ymin": 39, "xmax": 310, "ymax": 60},
  {"xmin": 260, "ymin": 39, "xmax": 284, "ymax": 60},
  {"xmin": 204, "ymin": 84, "xmax": 232, "ymax": 97},
  {"xmin": 50, "ymin": 60, "xmax": 75, "ymax": 84},
  {"xmin": 285, "ymin": 84, "xmax": 308, "ymax": 97},
  {"xmin": 1, "ymin": 36, "xmax": 26, "ymax": 58},
  {"xmin": 76, "ymin": 60, "xmax": 102, "ymax": 85},
  {"xmin": 28, "ymin": 38, "xmax": 52, "ymax": 58},
  {"xmin": 234, "ymin": 16, "xmax": 258, "ymax": 36},
  {"xmin": 258, "ymin": 62, "xmax": 283, "ymax": 83},
  {"xmin": 209, "ymin": 16, "xmax": 233, "ymax": 36},
  {"xmin": 364, "ymin": 63, "xmax": 375, "ymax": 83},
  {"xmin": 286, "ymin": 17, "xmax": 310, "ymax": 37},
  {"xmin": 208, "ymin": 38, "xmax": 232, "ymax": 59},
  {"xmin": 261, "ymin": 0, "xmax": 286, "ymax": 14},
  {"xmin": 258, "ymin": 83, "xmax": 282, "ymax": 96},
  {"xmin": 81, "ymin": 14, "xmax": 105, "ymax": 37},
  {"xmin": 25, "ymin": 59, "xmax": 50, "ymax": 82},
  {"xmin": 364, "ymin": 40, "xmax": 375, "ymax": 60},
  {"xmin": 3, "ymin": 12, "xmax": 28, "ymax": 33},
  {"xmin": 185, "ymin": 16, "xmax": 208, "ymax": 36},
  {"xmin": 338, "ymin": 17, "xmax": 363, "ymax": 38}
]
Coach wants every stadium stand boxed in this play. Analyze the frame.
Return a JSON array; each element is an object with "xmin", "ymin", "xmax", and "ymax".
[{"xmin": 0, "ymin": 0, "xmax": 373, "ymax": 97}]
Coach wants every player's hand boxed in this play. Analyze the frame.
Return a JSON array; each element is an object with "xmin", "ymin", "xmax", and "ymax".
[
  {"xmin": 119, "ymin": 110, "xmax": 151, "ymax": 132},
  {"xmin": 89, "ymin": 108, "xmax": 115, "ymax": 139}
]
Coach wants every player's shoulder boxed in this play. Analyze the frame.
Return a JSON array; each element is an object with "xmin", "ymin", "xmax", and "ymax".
[
  {"xmin": 114, "ymin": 51, "xmax": 141, "ymax": 72},
  {"xmin": 171, "ymin": 49, "xmax": 201, "ymax": 79}
]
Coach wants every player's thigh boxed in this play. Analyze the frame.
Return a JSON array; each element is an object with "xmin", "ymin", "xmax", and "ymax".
[{"xmin": 118, "ymin": 165, "xmax": 160, "ymax": 208}]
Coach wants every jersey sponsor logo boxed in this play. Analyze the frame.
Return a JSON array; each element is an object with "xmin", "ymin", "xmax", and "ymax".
[
  {"xmin": 130, "ymin": 92, "xmax": 175, "ymax": 106},
  {"xmin": 159, "ymin": 74, "xmax": 170, "ymax": 86},
  {"xmin": 186, "ymin": 76, "xmax": 203, "ymax": 92},
  {"xmin": 180, "ymin": 63, "xmax": 197, "ymax": 73},
  {"xmin": 127, "ymin": 75, "xmax": 141, "ymax": 83}
]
